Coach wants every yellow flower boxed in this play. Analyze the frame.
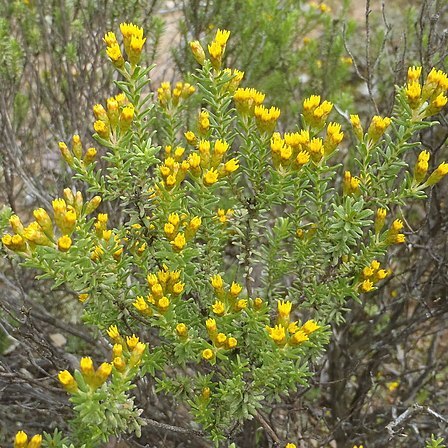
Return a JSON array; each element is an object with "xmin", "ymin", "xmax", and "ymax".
[
  {"xmin": 158, "ymin": 296, "xmax": 170, "ymax": 312},
  {"xmin": 367, "ymin": 116, "xmax": 391, "ymax": 143},
  {"xmin": 189, "ymin": 216, "xmax": 202, "ymax": 231},
  {"xmin": 80, "ymin": 356, "xmax": 95, "ymax": 377},
  {"xmin": 133, "ymin": 296, "xmax": 152, "ymax": 315},
  {"xmin": 206, "ymin": 318, "xmax": 217, "ymax": 332},
  {"xmin": 202, "ymin": 348, "xmax": 214, "ymax": 360},
  {"xmin": 214, "ymin": 139, "xmax": 229, "ymax": 156},
  {"xmin": 171, "ymin": 232, "xmax": 186, "ymax": 252},
  {"xmin": 285, "ymin": 444, "xmax": 297, "ymax": 448},
  {"xmin": 103, "ymin": 31, "xmax": 117, "ymax": 47},
  {"xmin": 190, "ymin": 40, "xmax": 206, "ymax": 65},
  {"xmin": 58, "ymin": 370, "xmax": 78, "ymax": 393},
  {"xmin": 95, "ymin": 362, "xmax": 112, "ymax": 383},
  {"xmin": 58, "ymin": 235, "xmax": 72, "ymax": 252},
  {"xmin": 107, "ymin": 324, "xmax": 120, "ymax": 341},
  {"xmin": 253, "ymin": 297, "xmax": 263, "ymax": 309},
  {"xmin": 267, "ymin": 324, "xmax": 286, "ymax": 345},
  {"xmin": 296, "ymin": 151, "xmax": 310, "ymax": 166},
  {"xmin": 215, "ymin": 332, "xmax": 227, "ymax": 346},
  {"xmin": 211, "ymin": 274, "xmax": 224, "ymax": 290},
  {"xmin": 407, "ymin": 66, "xmax": 422, "ymax": 82},
  {"xmin": 224, "ymin": 158, "xmax": 239, "ymax": 174},
  {"xmin": 203, "ymin": 168, "xmax": 219, "ymax": 186},
  {"xmin": 94, "ymin": 119, "xmax": 110, "ymax": 138},
  {"xmin": 212, "ymin": 300, "xmax": 225, "ymax": 316},
  {"xmin": 290, "ymin": 330, "xmax": 309, "ymax": 345},
  {"xmin": 113, "ymin": 344, "xmax": 123, "ymax": 358},
  {"xmin": 215, "ymin": 28, "xmax": 231, "ymax": 46},
  {"xmin": 425, "ymin": 161, "xmax": 448, "ymax": 186},
  {"xmin": 167, "ymin": 212, "xmax": 180, "ymax": 226},
  {"xmin": 236, "ymin": 299, "xmax": 248, "ymax": 311},
  {"xmin": 226, "ymin": 337, "xmax": 237, "ymax": 349},
  {"xmin": 307, "ymin": 137, "xmax": 324, "ymax": 162},
  {"xmin": 14, "ymin": 431, "xmax": 28, "ymax": 448},
  {"xmin": 350, "ymin": 114, "xmax": 363, "ymax": 139},
  {"xmin": 230, "ymin": 281, "xmax": 242, "ymax": 297},
  {"xmin": 176, "ymin": 323, "xmax": 188, "ymax": 337},
  {"xmin": 406, "ymin": 81, "xmax": 422, "ymax": 107},
  {"xmin": 126, "ymin": 334, "xmax": 140, "ymax": 349},
  {"xmin": 28, "ymin": 435, "xmax": 42, "ymax": 448},
  {"xmin": 113, "ymin": 356, "xmax": 126, "ymax": 372},
  {"xmin": 172, "ymin": 282, "xmax": 185, "ymax": 295},
  {"xmin": 151, "ymin": 283, "xmax": 163, "ymax": 298},
  {"xmin": 78, "ymin": 293, "xmax": 89, "ymax": 303},
  {"xmin": 301, "ymin": 320, "xmax": 320, "ymax": 335},
  {"xmin": 375, "ymin": 208, "xmax": 387, "ymax": 234},
  {"xmin": 360, "ymin": 279, "xmax": 374, "ymax": 292},
  {"xmin": 106, "ymin": 43, "xmax": 124, "ymax": 68},
  {"xmin": 277, "ymin": 300, "xmax": 292, "ymax": 319}
]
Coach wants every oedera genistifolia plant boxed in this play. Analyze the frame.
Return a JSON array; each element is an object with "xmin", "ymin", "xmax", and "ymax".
[{"xmin": 2, "ymin": 23, "xmax": 448, "ymax": 448}]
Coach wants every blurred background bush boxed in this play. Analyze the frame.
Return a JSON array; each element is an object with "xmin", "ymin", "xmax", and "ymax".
[{"xmin": 0, "ymin": 0, "xmax": 447, "ymax": 446}]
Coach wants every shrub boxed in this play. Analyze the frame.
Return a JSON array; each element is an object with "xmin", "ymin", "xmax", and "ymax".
[{"xmin": 2, "ymin": 20, "xmax": 448, "ymax": 448}]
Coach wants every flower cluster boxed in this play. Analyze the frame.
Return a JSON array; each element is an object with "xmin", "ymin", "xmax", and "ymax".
[
  {"xmin": 163, "ymin": 212, "xmax": 201, "ymax": 252},
  {"xmin": 405, "ymin": 66, "xmax": 448, "ymax": 118},
  {"xmin": 104, "ymin": 22, "xmax": 146, "ymax": 68},
  {"xmin": 358, "ymin": 260, "xmax": 390, "ymax": 292},
  {"xmin": 266, "ymin": 300, "xmax": 320, "ymax": 347},
  {"xmin": 157, "ymin": 81, "xmax": 196, "ymax": 109},
  {"xmin": 13, "ymin": 431, "xmax": 42, "ymax": 448},
  {"xmin": 58, "ymin": 134, "xmax": 97, "ymax": 168},
  {"xmin": 93, "ymin": 93, "xmax": 134, "ymax": 142},
  {"xmin": 90, "ymin": 213, "xmax": 124, "ymax": 262},
  {"xmin": 133, "ymin": 265, "xmax": 185, "ymax": 315},
  {"xmin": 210, "ymin": 274, "xmax": 246, "ymax": 316},
  {"xmin": 2, "ymin": 190, "xmax": 101, "ymax": 255},
  {"xmin": 202, "ymin": 317, "xmax": 238, "ymax": 362},
  {"xmin": 412, "ymin": 150, "xmax": 448, "ymax": 187},
  {"xmin": 302, "ymin": 94, "xmax": 333, "ymax": 128},
  {"xmin": 106, "ymin": 326, "xmax": 147, "ymax": 371}
]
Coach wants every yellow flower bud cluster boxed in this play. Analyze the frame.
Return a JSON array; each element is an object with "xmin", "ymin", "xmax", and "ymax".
[
  {"xmin": 270, "ymin": 106, "xmax": 342, "ymax": 169},
  {"xmin": 210, "ymin": 274, "xmax": 248, "ymax": 316},
  {"xmin": 157, "ymin": 81, "xmax": 196, "ymax": 109},
  {"xmin": 216, "ymin": 208, "xmax": 234, "ymax": 224},
  {"xmin": 133, "ymin": 265, "xmax": 184, "ymax": 316},
  {"xmin": 405, "ymin": 66, "xmax": 448, "ymax": 118},
  {"xmin": 359, "ymin": 259, "xmax": 390, "ymax": 293},
  {"xmin": 58, "ymin": 134, "xmax": 97, "ymax": 167},
  {"xmin": 2, "ymin": 190, "xmax": 100, "ymax": 255},
  {"xmin": 413, "ymin": 150, "xmax": 430, "ymax": 184},
  {"xmin": 385, "ymin": 218, "xmax": 406, "ymax": 245},
  {"xmin": 207, "ymin": 28, "xmax": 231, "ymax": 70},
  {"xmin": 221, "ymin": 68, "xmax": 245, "ymax": 93},
  {"xmin": 90, "ymin": 213, "xmax": 123, "ymax": 262},
  {"xmin": 14, "ymin": 431, "xmax": 42, "ymax": 448},
  {"xmin": 266, "ymin": 308, "xmax": 320, "ymax": 347},
  {"xmin": 234, "ymin": 85, "xmax": 280, "ymax": 133},
  {"xmin": 105, "ymin": 325, "xmax": 146, "ymax": 370},
  {"xmin": 302, "ymin": 94, "xmax": 333, "ymax": 128},
  {"xmin": 233, "ymin": 87, "xmax": 265, "ymax": 116},
  {"xmin": 201, "ymin": 317, "xmax": 238, "ymax": 363},
  {"xmin": 198, "ymin": 109, "xmax": 210, "ymax": 135},
  {"xmin": 93, "ymin": 93, "xmax": 134, "ymax": 141},
  {"xmin": 163, "ymin": 212, "xmax": 201, "ymax": 252},
  {"xmin": 342, "ymin": 170, "xmax": 360, "ymax": 195},
  {"xmin": 159, "ymin": 136, "xmax": 239, "ymax": 191},
  {"xmin": 103, "ymin": 23, "xmax": 146, "ymax": 69},
  {"xmin": 367, "ymin": 115, "xmax": 392, "ymax": 145},
  {"xmin": 58, "ymin": 355, "xmax": 114, "ymax": 394}
]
